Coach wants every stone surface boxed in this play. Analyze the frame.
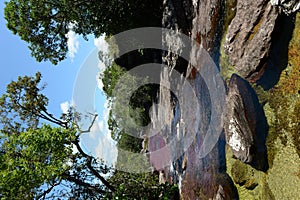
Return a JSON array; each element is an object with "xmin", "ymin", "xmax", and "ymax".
[
  {"xmin": 224, "ymin": 74, "xmax": 269, "ymax": 171},
  {"xmin": 224, "ymin": 0, "xmax": 279, "ymax": 81},
  {"xmin": 270, "ymin": 0, "xmax": 300, "ymax": 15},
  {"xmin": 191, "ymin": 0, "xmax": 225, "ymax": 60},
  {"xmin": 154, "ymin": 0, "xmax": 239, "ymax": 199}
]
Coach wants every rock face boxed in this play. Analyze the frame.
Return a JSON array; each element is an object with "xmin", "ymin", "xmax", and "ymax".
[
  {"xmin": 224, "ymin": 0, "xmax": 279, "ymax": 81},
  {"xmin": 224, "ymin": 74, "xmax": 269, "ymax": 171},
  {"xmin": 154, "ymin": 0, "xmax": 239, "ymax": 199},
  {"xmin": 152, "ymin": 0, "xmax": 296, "ymax": 198},
  {"xmin": 270, "ymin": 0, "xmax": 300, "ymax": 15},
  {"xmin": 192, "ymin": 0, "xmax": 225, "ymax": 60}
]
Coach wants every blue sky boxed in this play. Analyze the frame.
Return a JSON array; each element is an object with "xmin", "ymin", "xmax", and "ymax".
[{"xmin": 0, "ymin": 2, "xmax": 117, "ymax": 165}]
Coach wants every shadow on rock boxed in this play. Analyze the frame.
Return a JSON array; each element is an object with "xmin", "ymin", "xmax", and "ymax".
[
  {"xmin": 224, "ymin": 74, "xmax": 269, "ymax": 172},
  {"xmin": 257, "ymin": 13, "xmax": 296, "ymax": 90}
]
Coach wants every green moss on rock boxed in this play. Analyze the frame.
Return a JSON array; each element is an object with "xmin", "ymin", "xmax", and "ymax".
[{"xmin": 226, "ymin": 12, "xmax": 300, "ymax": 200}]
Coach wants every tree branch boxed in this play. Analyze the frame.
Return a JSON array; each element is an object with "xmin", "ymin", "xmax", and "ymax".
[
  {"xmin": 36, "ymin": 180, "xmax": 61, "ymax": 200},
  {"xmin": 63, "ymin": 172, "xmax": 108, "ymax": 195},
  {"xmin": 72, "ymin": 138, "xmax": 115, "ymax": 192},
  {"xmin": 78, "ymin": 113, "xmax": 98, "ymax": 134}
]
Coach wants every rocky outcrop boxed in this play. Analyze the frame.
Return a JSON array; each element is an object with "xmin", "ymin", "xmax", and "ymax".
[
  {"xmin": 153, "ymin": 0, "xmax": 297, "ymax": 198},
  {"xmin": 192, "ymin": 0, "xmax": 225, "ymax": 60},
  {"xmin": 224, "ymin": 74, "xmax": 269, "ymax": 171},
  {"xmin": 224, "ymin": 0, "xmax": 279, "ymax": 81},
  {"xmin": 270, "ymin": 0, "xmax": 300, "ymax": 15}
]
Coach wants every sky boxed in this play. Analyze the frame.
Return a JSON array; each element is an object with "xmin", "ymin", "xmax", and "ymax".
[{"xmin": 0, "ymin": 2, "xmax": 117, "ymax": 165}]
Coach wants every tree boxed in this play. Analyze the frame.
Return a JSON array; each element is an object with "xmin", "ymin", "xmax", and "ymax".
[
  {"xmin": 0, "ymin": 73, "xmax": 115, "ymax": 199},
  {"xmin": 0, "ymin": 73, "xmax": 177, "ymax": 199},
  {"xmin": 99, "ymin": 61, "xmax": 180, "ymax": 199},
  {"xmin": 0, "ymin": 125, "xmax": 76, "ymax": 199},
  {"xmin": 0, "ymin": 72, "xmax": 67, "ymax": 134},
  {"xmin": 4, "ymin": 0, "xmax": 162, "ymax": 64},
  {"xmin": 108, "ymin": 170, "xmax": 179, "ymax": 200},
  {"xmin": 101, "ymin": 62, "xmax": 158, "ymax": 140}
]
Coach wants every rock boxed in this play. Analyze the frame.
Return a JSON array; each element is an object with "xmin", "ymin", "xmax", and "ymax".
[
  {"xmin": 270, "ymin": 0, "xmax": 300, "ymax": 15},
  {"xmin": 191, "ymin": 0, "xmax": 224, "ymax": 59},
  {"xmin": 224, "ymin": 0, "xmax": 279, "ymax": 81},
  {"xmin": 230, "ymin": 160, "xmax": 259, "ymax": 190},
  {"xmin": 224, "ymin": 74, "xmax": 269, "ymax": 171}
]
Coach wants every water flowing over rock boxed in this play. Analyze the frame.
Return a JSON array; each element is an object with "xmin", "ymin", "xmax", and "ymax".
[
  {"xmin": 224, "ymin": 0, "xmax": 279, "ymax": 81},
  {"xmin": 145, "ymin": 0, "xmax": 296, "ymax": 198},
  {"xmin": 146, "ymin": 0, "xmax": 240, "ymax": 199},
  {"xmin": 224, "ymin": 74, "xmax": 269, "ymax": 171}
]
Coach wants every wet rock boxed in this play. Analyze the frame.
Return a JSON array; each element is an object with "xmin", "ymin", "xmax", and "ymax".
[
  {"xmin": 214, "ymin": 173, "xmax": 239, "ymax": 200},
  {"xmin": 170, "ymin": 0, "xmax": 194, "ymax": 34},
  {"xmin": 270, "ymin": 0, "xmax": 300, "ymax": 15},
  {"xmin": 162, "ymin": 0, "xmax": 194, "ymax": 34},
  {"xmin": 224, "ymin": 74, "xmax": 269, "ymax": 171},
  {"xmin": 224, "ymin": 0, "xmax": 279, "ymax": 81},
  {"xmin": 192, "ymin": 0, "xmax": 225, "ymax": 60}
]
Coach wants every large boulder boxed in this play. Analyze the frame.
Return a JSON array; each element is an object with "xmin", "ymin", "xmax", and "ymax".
[
  {"xmin": 224, "ymin": 74, "xmax": 269, "ymax": 171},
  {"xmin": 224, "ymin": 0, "xmax": 279, "ymax": 81}
]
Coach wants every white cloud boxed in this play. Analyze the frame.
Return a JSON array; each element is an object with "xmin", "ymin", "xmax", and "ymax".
[
  {"xmin": 98, "ymin": 60, "xmax": 106, "ymax": 72},
  {"xmin": 98, "ymin": 120, "xmax": 104, "ymax": 132},
  {"xmin": 96, "ymin": 70, "xmax": 105, "ymax": 91},
  {"xmin": 94, "ymin": 35, "xmax": 109, "ymax": 53},
  {"xmin": 95, "ymin": 134, "xmax": 118, "ymax": 166},
  {"xmin": 95, "ymin": 35, "xmax": 109, "ymax": 91},
  {"xmin": 104, "ymin": 99, "xmax": 110, "ymax": 109},
  {"xmin": 81, "ymin": 110, "xmax": 117, "ymax": 166},
  {"xmin": 60, "ymin": 101, "xmax": 70, "ymax": 114},
  {"xmin": 90, "ymin": 121, "xmax": 100, "ymax": 139},
  {"xmin": 67, "ymin": 29, "xmax": 79, "ymax": 60},
  {"xmin": 102, "ymin": 100, "xmax": 110, "ymax": 121}
]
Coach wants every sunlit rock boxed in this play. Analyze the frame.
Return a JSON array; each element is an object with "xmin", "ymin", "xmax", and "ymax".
[
  {"xmin": 270, "ymin": 0, "xmax": 300, "ymax": 15},
  {"xmin": 224, "ymin": 74, "xmax": 269, "ymax": 171},
  {"xmin": 224, "ymin": 0, "xmax": 279, "ymax": 81}
]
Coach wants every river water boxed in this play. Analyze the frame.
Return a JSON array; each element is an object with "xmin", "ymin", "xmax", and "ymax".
[{"xmin": 148, "ymin": 0, "xmax": 238, "ymax": 199}]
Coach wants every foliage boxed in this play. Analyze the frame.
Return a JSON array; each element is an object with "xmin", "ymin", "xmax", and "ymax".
[
  {"xmin": 4, "ymin": 0, "xmax": 162, "ymax": 64},
  {"xmin": 102, "ymin": 62, "xmax": 127, "ymax": 98},
  {"xmin": 0, "ymin": 72, "xmax": 178, "ymax": 199},
  {"xmin": 0, "ymin": 125, "xmax": 75, "ymax": 199},
  {"xmin": 0, "ymin": 73, "xmax": 114, "ymax": 199},
  {"xmin": 102, "ymin": 62, "xmax": 159, "ymax": 140},
  {"xmin": 107, "ymin": 171, "xmax": 178, "ymax": 200},
  {"xmin": 117, "ymin": 133, "xmax": 143, "ymax": 154},
  {"xmin": 0, "ymin": 72, "xmax": 69, "ymax": 135},
  {"xmin": 101, "ymin": 61, "xmax": 178, "ymax": 199}
]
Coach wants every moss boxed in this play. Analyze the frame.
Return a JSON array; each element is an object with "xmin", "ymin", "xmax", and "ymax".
[
  {"xmin": 229, "ymin": 13, "xmax": 300, "ymax": 199},
  {"xmin": 252, "ymin": 84, "xmax": 270, "ymax": 105},
  {"xmin": 267, "ymin": 135, "xmax": 300, "ymax": 199},
  {"xmin": 296, "ymin": 168, "xmax": 300, "ymax": 179},
  {"xmin": 226, "ymin": 147, "xmax": 274, "ymax": 200},
  {"xmin": 219, "ymin": 28, "xmax": 238, "ymax": 82},
  {"xmin": 224, "ymin": 0, "xmax": 237, "ymax": 31},
  {"xmin": 277, "ymin": 13, "xmax": 300, "ymax": 94},
  {"xmin": 248, "ymin": 17, "xmax": 264, "ymax": 41},
  {"xmin": 218, "ymin": 0, "xmax": 239, "ymax": 83},
  {"xmin": 260, "ymin": 176, "xmax": 275, "ymax": 200},
  {"xmin": 231, "ymin": 160, "xmax": 256, "ymax": 187}
]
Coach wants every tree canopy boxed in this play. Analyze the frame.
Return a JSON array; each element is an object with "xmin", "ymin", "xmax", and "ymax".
[
  {"xmin": 0, "ymin": 73, "xmax": 178, "ymax": 199},
  {"xmin": 0, "ymin": 73, "xmax": 115, "ymax": 199},
  {"xmin": 4, "ymin": 0, "xmax": 162, "ymax": 64}
]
